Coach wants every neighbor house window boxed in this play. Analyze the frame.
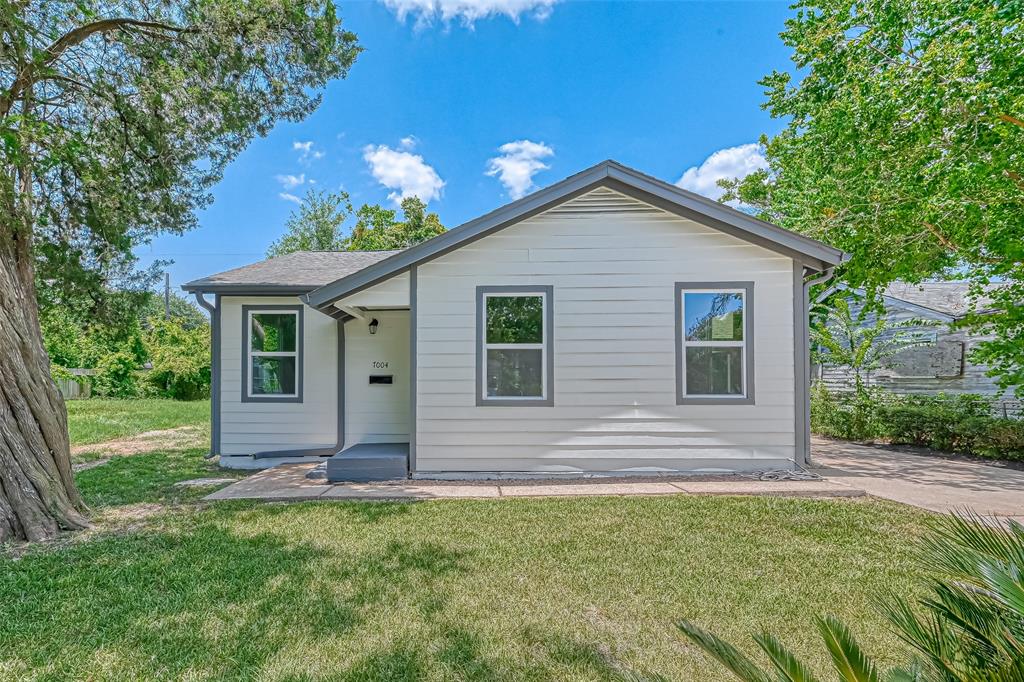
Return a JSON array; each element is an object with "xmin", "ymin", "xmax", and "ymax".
[
  {"xmin": 242, "ymin": 305, "xmax": 303, "ymax": 402},
  {"xmin": 476, "ymin": 286, "xmax": 553, "ymax": 406},
  {"xmin": 675, "ymin": 282, "xmax": 754, "ymax": 405}
]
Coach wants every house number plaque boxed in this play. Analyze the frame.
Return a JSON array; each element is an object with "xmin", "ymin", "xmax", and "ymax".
[{"xmin": 372, "ymin": 361, "xmax": 389, "ymax": 369}]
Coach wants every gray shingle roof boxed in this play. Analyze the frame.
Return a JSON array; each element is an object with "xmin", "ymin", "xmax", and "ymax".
[
  {"xmin": 181, "ymin": 250, "xmax": 403, "ymax": 293},
  {"xmin": 884, "ymin": 281, "xmax": 1000, "ymax": 318}
]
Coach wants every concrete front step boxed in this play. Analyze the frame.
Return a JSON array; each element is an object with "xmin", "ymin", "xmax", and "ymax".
[{"xmin": 326, "ymin": 443, "xmax": 409, "ymax": 483}]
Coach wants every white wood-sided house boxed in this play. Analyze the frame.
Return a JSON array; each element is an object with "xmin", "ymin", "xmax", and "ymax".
[{"xmin": 183, "ymin": 161, "xmax": 845, "ymax": 481}]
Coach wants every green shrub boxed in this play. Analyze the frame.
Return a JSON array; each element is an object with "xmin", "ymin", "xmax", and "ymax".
[
  {"xmin": 143, "ymin": 317, "xmax": 210, "ymax": 400},
  {"xmin": 810, "ymin": 383, "xmax": 883, "ymax": 441},
  {"xmin": 967, "ymin": 418, "xmax": 1024, "ymax": 459},
  {"xmin": 93, "ymin": 352, "xmax": 141, "ymax": 398},
  {"xmin": 811, "ymin": 385, "xmax": 1024, "ymax": 461}
]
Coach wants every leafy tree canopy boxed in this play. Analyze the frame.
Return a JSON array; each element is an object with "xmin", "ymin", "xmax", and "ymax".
[
  {"xmin": 4, "ymin": 0, "xmax": 361, "ymax": 314},
  {"xmin": 347, "ymin": 196, "xmax": 446, "ymax": 250},
  {"xmin": 722, "ymin": 0, "xmax": 1024, "ymax": 395},
  {"xmin": 266, "ymin": 189, "xmax": 353, "ymax": 257},
  {"xmin": 266, "ymin": 192, "xmax": 446, "ymax": 256},
  {"xmin": 0, "ymin": 0, "xmax": 360, "ymax": 541}
]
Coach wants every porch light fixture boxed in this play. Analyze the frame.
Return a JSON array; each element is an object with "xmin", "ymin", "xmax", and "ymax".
[{"xmin": 368, "ymin": 318, "xmax": 379, "ymax": 335}]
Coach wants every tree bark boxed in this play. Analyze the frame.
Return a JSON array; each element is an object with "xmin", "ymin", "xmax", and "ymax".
[{"xmin": 0, "ymin": 221, "xmax": 90, "ymax": 542}]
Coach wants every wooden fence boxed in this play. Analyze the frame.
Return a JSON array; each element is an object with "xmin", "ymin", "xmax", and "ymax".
[{"xmin": 56, "ymin": 368, "xmax": 96, "ymax": 400}]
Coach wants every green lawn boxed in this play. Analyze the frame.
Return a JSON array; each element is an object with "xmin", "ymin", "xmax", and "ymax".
[
  {"xmin": 1, "ymin": 495, "xmax": 928, "ymax": 679},
  {"xmin": 0, "ymin": 400, "xmax": 932, "ymax": 680},
  {"xmin": 66, "ymin": 398, "xmax": 209, "ymax": 446}
]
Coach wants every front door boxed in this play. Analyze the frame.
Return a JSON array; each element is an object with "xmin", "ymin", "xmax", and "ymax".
[{"xmin": 343, "ymin": 310, "xmax": 410, "ymax": 449}]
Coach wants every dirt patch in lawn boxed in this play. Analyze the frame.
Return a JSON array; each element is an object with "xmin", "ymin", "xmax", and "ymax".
[{"xmin": 72, "ymin": 425, "xmax": 206, "ymax": 471}]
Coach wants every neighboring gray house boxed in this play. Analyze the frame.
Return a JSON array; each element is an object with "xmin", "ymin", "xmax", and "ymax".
[
  {"xmin": 816, "ymin": 282, "xmax": 1018, "ymax": 415},
  {"xmin": 183, "ymin": 160, "xmax": 845, "ymax": 481}
]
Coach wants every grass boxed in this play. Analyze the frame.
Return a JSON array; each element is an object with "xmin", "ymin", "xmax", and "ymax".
[
  {"xmin": 1, "ymin": 495, "xmax": 929, "ymax": 679},
  {"xmin": 66, "ymin": 398, "xmax": 209, "ymax": 446},
  {"xmin": 0, "ymin": 399, "xmax": 934, "ymax": 680}
]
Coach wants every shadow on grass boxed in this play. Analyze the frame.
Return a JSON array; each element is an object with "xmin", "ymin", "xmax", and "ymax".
[
  {"xmin": 0, "ymin": 499, "xmax": 667, "ymax": 680},
  {"xmin": 0, "ymin": 506, "xmax": 466, "ymax": 679},
  {"xmin": 75, "ymin": 446, "xmax": 234, "ymax": 508}
]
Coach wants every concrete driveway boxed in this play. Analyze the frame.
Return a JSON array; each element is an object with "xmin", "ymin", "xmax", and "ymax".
[{"xmin": 812, "ymin": 437, "xmax": 1024, "ymax": 523}]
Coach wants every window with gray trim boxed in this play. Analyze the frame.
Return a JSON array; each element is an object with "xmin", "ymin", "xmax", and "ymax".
[
  {"xmin": 476, "ymin": 286, "xmax": 553, "ymax": 406},
  {"xmin": 675, "ymin": 283, "xmax": 754, "ymax": 404},
  {"xmin": 243, "ymin": 306, "xmax": 303, "ymax": 402}
]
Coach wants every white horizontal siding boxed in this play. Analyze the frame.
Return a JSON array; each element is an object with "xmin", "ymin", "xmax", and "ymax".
[
  {"xmin": 336, "ymin": 271, "xmax": 409, "ymax": 309},
  {"xmin": 414, "ymin": 187, "xmax": 798, "ymax": 474},
  {"xmin": 219, "ymin": 296, "xmax": 337, "ymax": 456}
]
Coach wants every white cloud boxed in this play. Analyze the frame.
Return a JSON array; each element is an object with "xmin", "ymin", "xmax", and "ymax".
[
  {"xmin": 279, "ymin": 192, "xmax": 302, "ymax": 204},
  {"xmin": 363, "ymin": 144, "xmax": 445, "ymax": 205},
  {"xmin": 275, "ymin": 173, "xmax": 306, "ymax": 189},
  {"xmin": 676, "ymin": 143, "xmax": 767, "ymax": 204},
  {"xmin": 293, "ymin": 140, "xmax": 324, "ymax": 163},
  {"xmin": 485, "ymin": 140, "xmax": 554, "ymax": 199},
  {"xmin": 399, "ymin": 135, "xmax": 417, "ymax": 150},
  {"xmin": 379, "ymin": 0, "xmax": 558, "ymax": 27}
]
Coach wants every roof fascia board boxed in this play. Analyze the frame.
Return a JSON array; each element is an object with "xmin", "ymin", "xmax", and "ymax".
[
  {"xmin": 601, "ymin": 178, "xmax": 830, "ymax": 271},
  {"xmin": 304, "ymin": 160, "xmax": 845, "ymax": 308},
  {"xmin": 303, "ymin": 167, "xmax": 609, "ymax": 308},
  {"xmin": 181, "ymin": 284, "xmax": 315, "ymax": 295},
  {"xmin": 603, "ymin": 163, "xmax": 844, "ymax": 267}
]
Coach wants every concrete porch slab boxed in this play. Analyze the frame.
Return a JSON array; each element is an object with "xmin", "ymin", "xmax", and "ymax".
[
  {"xmin": 670, "ymin": 480, "xmax": 863, "ymax": 497},
  {"xmin": 204, "ymin": 463, "xmax": 865, "ymax": 503},
  {"xmin": 499, "ymin": 482, "xmax": 682, "ymax": 497}
]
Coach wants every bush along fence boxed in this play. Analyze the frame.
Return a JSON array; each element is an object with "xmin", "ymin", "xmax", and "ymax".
[
  {"xmin": 53, "ymin": 368, "xmax": 95, "ymax": 400},
  {"xmin": 811, "ymin": 384, "xmax": 1024, "ymax": 461}
]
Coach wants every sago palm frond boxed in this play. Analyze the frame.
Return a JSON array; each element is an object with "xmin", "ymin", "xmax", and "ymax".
[
  {"xmin": 815, "ymin": 615, "xmax": 879, "ymax": 682},
  {"xmin": 676, "ymin": 621, "xmax": 773, "ymax": 682},
  {"xmin": 753, "ymin": 632, "xmax": 822, "ymax": 682}
]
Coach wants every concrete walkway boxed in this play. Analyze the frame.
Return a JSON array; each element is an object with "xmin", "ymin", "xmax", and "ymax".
[
  {"xmin": 811, "ymin": 437, "xmax": 1024, "ymax": 523},
  {"xmin": 204, "ymin": 463, "xmax": 862, "ymax": 502}
]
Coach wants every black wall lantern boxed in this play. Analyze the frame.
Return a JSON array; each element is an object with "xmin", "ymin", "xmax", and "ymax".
[{"xmin": 368, "ymin": 318, "xmax": 379, "ymax": 335}]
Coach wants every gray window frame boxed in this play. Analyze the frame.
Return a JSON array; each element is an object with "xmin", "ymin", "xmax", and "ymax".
[
  {"xmin": 476, "ymin": 285, "xmax": 554, "ymax": 407},
  {"xmin": 241, "ymin": 304, "xmax": 304, "ymax": 403},
  {"xmin": 675, "ymin": 282, "xmax": 755, "ymax": 405}
]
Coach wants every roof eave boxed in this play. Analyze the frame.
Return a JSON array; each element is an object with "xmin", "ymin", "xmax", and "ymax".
[
  {"xmin": 180, "ymin": 283, "xmax": 317, "ymax": 295},
  {"xmin": 301, "ymin": 159, "xmax": 846, "ymax": 309}
]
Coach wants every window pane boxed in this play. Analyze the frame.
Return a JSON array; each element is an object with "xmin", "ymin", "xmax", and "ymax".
[
  {"xmin": 486, "ymin": 349, "xmax": 543, "ymax": 398},
  {"xmin": 251, "ymin": 356, "xmax": 297, "ymax": 395},
  {"xmin": 686, "ymin": 347, "xmax": 743, "ymax": 396},
  {"xmin": 252, "ymin": 313, "xmax": 296, "ymax": 352},
  {"xmin": 486, "ymin": 295, "xmax": 543, "ymax": 344},
  {"xmin": 685, "ymin": 292, "xmax": 743, "ymax": 342}
]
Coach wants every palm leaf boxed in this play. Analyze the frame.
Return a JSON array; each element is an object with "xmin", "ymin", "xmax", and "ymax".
[
  {"xmin": 753, "ymin": 632, "xmax": 822, "ymax": 682},
  {"xmin": 881, "ymin": 596, "xmax": 967, "ymax": 680},
  {"xmin": 920, "ymin": 512, "xmax": 1024, "ymax": 578},
  {"xmin": 978, "ymin": 559, "xmax": 1024, "ymax": 616},
  {"xmin": 676, "ymin": 621, "xmax": 772, "ymax": 682},
  {"xmin": 815, "ymin": 615, "xmax": 879, "ymax": 682}
]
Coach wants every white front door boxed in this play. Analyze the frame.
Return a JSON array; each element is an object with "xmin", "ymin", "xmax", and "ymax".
[{"xmin": 343, "ymin": 310, "xmax": 410, "ymax": 449}]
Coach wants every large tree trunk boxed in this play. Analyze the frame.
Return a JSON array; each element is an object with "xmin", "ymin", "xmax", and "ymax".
[{"xmin": 0, "ymin": 223, "xmax": 90, "ymax": 542}]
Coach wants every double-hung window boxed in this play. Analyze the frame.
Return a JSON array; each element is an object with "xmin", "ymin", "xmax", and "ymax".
[
  {"xmin": 476, "ymin": 286, "xmax": 553, "ymax": 406},
  {"xmin": 675, "ymin": 282, "xmax": 754, "ymax": 404},
  {"xmin": 243, "ymin": 305, "xmax": 303, "ymax": 402}
]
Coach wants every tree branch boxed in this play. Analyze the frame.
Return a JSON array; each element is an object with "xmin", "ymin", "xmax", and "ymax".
[
  {"xmin": 1, "ymin": 17, "xmax": 195, "ymax": 118},
  {"xmin": 922, "ymin": 221, "xmax": 959, "ymax": 253},
  {"xmin": 998, "ymin": 114, "xmax": 1024, "ymax": 130}
]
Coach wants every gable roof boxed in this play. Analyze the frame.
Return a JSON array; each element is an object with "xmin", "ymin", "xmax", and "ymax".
[
  {"xmin": 819, "ymin": 281, "xmax": 1004, "ymax": 323},
  {"xmin": 883, "ymin": 281, "xmax": 1000, "ymax": 319},
  {"xmin": 181, "ymin": 250, "xmax": 402, "ymax": 294},
  {"xmin": 302, "ymin": 159, "xmax": 846, "ymax": 309}
]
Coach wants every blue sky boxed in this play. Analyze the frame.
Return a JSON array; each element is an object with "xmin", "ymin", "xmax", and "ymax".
[{"xmin": 143, "ymin": 0, "xmax": 798, "ymax": 290}]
